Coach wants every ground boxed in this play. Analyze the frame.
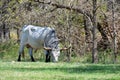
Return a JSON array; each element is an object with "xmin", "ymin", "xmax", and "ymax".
[{"xmin": 0, "ymin": 62, "xmax": 120, "ymax": 80}]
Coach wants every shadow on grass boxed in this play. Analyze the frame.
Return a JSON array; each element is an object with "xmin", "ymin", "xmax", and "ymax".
[{"xmin": 11, "ymin": 64, "xmax": 120, "ymax": 74}]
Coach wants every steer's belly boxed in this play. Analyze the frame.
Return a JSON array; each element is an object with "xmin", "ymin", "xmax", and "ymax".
[{"xmin": 28, "ymin": 38, "xmax": 44, "ymax": 49}]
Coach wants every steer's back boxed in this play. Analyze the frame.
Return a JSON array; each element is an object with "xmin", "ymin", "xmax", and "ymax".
[{"xmin": 20, "ymin": 25, "xmax": 54, "ymax": 49}]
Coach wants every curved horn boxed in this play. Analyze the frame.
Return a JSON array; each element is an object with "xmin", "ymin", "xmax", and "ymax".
[
  {"xmin": 60, "ymin": 45, "xmax": 72, "ymax": 51},
  {"xmin": 60, "ymin": 47, "xmax": 68, "ymax": 50},
  {"xmin": 57, "ymin": 39, "xmax": 61, "ymax": 41},
  {"xmin": 44, "ymin": 47, "xmax": 52, "ymax": 50}
]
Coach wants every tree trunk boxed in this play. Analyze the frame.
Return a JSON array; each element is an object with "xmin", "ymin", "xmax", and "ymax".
[
  {"xmin": 92, "ymin": 0, "xmax": 98, "ymax": 63},
  {"xmin": 83, "ymin": 15, "xmax": 92, "ymax": 43},
  {"xmin": 17, "ymin": 28, "xmax": 20, "ymax": 41},
  {"xmin": 83, "ymin": 15, "xmax": 92, "ymax": 52},
  {"xmin": 112, "ymin": 0, "xmax": 117, "ymax": 63},
  {"xmin": 0, "ymin": 22, "xmax": 10, "ymax": 42},
  {"xmin": 97, "ymin": 22, "xmax": 110, "ymax": 49}
]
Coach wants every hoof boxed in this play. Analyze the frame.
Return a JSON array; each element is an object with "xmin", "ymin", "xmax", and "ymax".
[{"xmin": 17, "ymin": 59, "xmax": 21, "ymax": 62}]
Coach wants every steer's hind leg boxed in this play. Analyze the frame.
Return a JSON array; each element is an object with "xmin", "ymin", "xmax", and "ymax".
[
  {"xmin": 29, "ymin": 48, "xmax": 35, "ymax": 62},
  {"xmin": 18, "ymin": 45, "xmax": 24, "ymax": 61}
]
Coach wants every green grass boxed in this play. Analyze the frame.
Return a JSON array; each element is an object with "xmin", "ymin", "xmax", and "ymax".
[
  {"xmin": 0, "ymin": 62, "xmax": 120, "ymax": 80},
  {"xmin": 1, "ymin": 41, "xmax": 120, "ymax": 80}
]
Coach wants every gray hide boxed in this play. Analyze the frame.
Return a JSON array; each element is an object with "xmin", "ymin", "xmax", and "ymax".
[{"xmin": 17, "ymin": 25, "xmax": 60, "ymax": 62}]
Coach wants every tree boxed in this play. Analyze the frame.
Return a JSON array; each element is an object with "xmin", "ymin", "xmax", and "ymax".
[
  {"xmin": 112, "ymin": 0, "xmax": 117, "ymax": 63},
  {"xmin": 0, "ymin": 0, "xmax": 11, "ymax": 42},
  {"xmin": 92, "ymin": 0, "xmax": 98, "ymax": 63}
]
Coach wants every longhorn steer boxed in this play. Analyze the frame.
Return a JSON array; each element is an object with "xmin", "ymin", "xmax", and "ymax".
[{"xmin": 17, "ymin": 25, "xmax": 64, "ymax": 62}]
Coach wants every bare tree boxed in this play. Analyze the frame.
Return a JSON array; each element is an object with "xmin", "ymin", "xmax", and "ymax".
[
  {"xmin": 112, "ymin": 0, "xmax": 117, "ymax": 63},
  {"xmin": 92, "ymin": 0, "xmax": 98, "ymax": 63}
]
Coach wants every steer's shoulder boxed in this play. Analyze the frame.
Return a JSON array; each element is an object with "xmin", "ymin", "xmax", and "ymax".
[
  {"xmin": 22, "ymin": 25, "xmax": 36, "ymax": 32},
  {"xmin": 47, "ymin": 27, "xmax": 55, "ymax": 31},
  {"xmin": 22, "ymin": 25, "xmax": 55, "ymax": 33}
]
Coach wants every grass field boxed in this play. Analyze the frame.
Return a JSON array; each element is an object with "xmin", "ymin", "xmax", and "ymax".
[
  {"xmin": 0, "ymin": 41, "xmax": 120, "ymax": 80},
  {"xmin": 0, "ymin": 62, "xmax": 120, "ymax": 80}
]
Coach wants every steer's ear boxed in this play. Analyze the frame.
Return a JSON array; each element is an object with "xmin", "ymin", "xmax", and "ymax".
[{"xmin": 44, "ymin": 47, "xmax": 52, "ymax": 50}]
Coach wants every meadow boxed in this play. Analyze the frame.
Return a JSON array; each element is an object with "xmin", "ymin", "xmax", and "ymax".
[
  {"xmin": 0, "ymin": 41, "xmax": 120, "ymax": 80},
  {"xmin": 0, "ymin": 62, "xmax": 120, "ymax": 80}
]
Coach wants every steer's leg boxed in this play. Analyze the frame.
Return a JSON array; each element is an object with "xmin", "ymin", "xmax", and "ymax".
[
  {"xmin": 45, "ymin": 50, "xmax": 51, "ymax": 62},
  {"xmin": 29, "ymin": 47, "xmax": 35, "ymax": 62},
  {"xmin": 18, "ymin": 45, "xmax": 24, "ymax": 61}
]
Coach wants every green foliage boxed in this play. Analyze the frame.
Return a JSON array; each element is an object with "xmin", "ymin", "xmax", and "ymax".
[
  {"xmin": 98, "ymin": 49, "xmax": 113, "ymax": 64},
  {"xmin": 0, "ymin": 40, "xmax": 19, "ymax": 61},
  {"xmin": 71, "ymin": 12, "xmax": 84, "ymax": 28},
  {"xmin": 81, "ymin": 53, "xmax": 92, "ymax": 63},
  {"xmin": 0, "ymin": 41, "xmax": 119, "ymax": 63},
  {"xmin": 0, "ymin": 40, "xmax": 46, "ymax": 62}
]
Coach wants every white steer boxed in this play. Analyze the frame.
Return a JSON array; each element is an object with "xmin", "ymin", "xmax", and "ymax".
[{"xmin": 17, "ymin": 25, "xmax": 63, "ymax": 62}]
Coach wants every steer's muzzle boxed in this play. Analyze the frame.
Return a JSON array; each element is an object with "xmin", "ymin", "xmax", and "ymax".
[{"xmin": 44, "ymin": 46, "xmax": 71, "ymax": 62}]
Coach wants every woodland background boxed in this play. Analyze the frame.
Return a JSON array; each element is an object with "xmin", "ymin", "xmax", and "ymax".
[{"xmin": 0, "ymin": 0, "xmax": 120, "ymax": 63}]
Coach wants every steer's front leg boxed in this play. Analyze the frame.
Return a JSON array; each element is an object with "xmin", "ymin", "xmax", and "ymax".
[{"xmin": 45, "ymin": 50, "xmax": 51, "ymax": 62}]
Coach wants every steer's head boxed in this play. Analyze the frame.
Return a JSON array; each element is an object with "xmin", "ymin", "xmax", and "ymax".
[
  {"xmin": 44, "ymin": 47, "xmax": 60, "ymax": 62},
  {"xmin": 51, "ymin": 48, "xmax": 60, "ymax": 62},
  {"xmin": 44, "ymin": 47, "xmax": 68, "ymax": 62}
]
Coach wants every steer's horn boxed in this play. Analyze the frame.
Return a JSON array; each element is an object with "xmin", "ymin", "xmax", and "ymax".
[
  {"xmin": 57, "ymin": 39, "xmax": 61, "ymax": 41},
  {"xmin": 60, "ymin": 47, "xmax": 71, "ymax": 50},
  {"xmin": 44, "ymin": 47, "xmax": 52, "ymax": 50},
  {"xmin": 60, "ymin": 47, "xmax": 68, "ymax": 50},
  {"xmin": 60, "ymin": 45, "xmax": 72, "ymax": 50}
]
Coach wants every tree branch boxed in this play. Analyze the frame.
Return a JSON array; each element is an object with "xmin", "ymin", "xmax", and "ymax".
[
  {"xmin": 34, "ymin": 0, "xmax": 110, "ymax": 50},
  {"xmin": 34, "ymin": 0, "xmax": 92, "ymax": 18}
]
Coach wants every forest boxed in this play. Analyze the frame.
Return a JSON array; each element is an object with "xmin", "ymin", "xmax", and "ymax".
[{"xmin": 0, "ymin": 0, "xmax": 120, "ymax": 63}]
